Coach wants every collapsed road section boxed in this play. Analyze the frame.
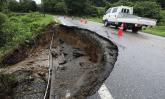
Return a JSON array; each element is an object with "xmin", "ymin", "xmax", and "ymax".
[{"xmin": 0, "ymin": 23, "xmax": 118, "ymax": 99}]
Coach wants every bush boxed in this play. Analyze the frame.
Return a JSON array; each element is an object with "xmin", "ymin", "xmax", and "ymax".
[
  {"xmin": 0, "ymin": 13, "xmax": 7, "ymax": 27},
  {"xmin": 159, "ymin": 10, "xmax": 165, "ymax": 25},
  {"xmin": 8, "ymin": 1, "xmax": 20, "ymax": 12},
  {"xmin": 84, "ymin": 6, "xmax": 98, "ymax": 16},
  {"xmin": 0, "ymin": 12, "xmax": 53, "ymax": 57},
  {"xmin": 21, "ymin": 12, "xmax": 43, "ymax": 23},
  {"xmin": 96, "ymin": 7, "xmax": 105, "ymax": 16},
  {"xmin": 133, "ymin": 1, "xmax": 161, "ymax": 20},
  {"xmin": 84, "ymin": 6, "xmax": 105, "ymax": 16},
  {"xmin": 105, "ymin": 2, "xmax": 112, "ymax": 10},
  {"xmin": 54, "ymin": 2, "xmax": 68, "ymax": 14},
  {"xmin": 0, "ymin": 13, "xmax": 8, "ymax": 47},
  {"xmin": 111, "ymin": 0, "xmax": 134, "ymax": 7},
  {"xmin": 0, "ymin": 12, "xmax": 52, "ymax": 48}
]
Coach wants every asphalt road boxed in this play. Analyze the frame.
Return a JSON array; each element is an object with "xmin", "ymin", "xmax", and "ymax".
[{"xmin": 58, "ymin": 16, "xmax": 165, "ymax": 99}]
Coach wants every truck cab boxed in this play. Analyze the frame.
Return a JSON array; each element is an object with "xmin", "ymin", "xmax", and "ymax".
[{"xmin": 104, "ymin": 6, "xmax": 133, "ymax": 20}]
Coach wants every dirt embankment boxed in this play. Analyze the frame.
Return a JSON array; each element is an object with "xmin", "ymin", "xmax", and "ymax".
[{"xmin": 0, "ymin": 23, "xmax": 118, "ymax": 99}]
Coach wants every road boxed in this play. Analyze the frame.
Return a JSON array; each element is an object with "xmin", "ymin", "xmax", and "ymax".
[{"xmin": 58, "ymin": 16, "xmax": 165, "ymax": 99}]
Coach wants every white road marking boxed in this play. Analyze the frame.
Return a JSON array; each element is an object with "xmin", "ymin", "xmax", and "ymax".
[
  {"xmin": 65, "ymin": 90, "xmax": 71, "ymax": 98},
  {"xmin": 98, "ymin": 84, "xmax": 114, "ymax": 99}
]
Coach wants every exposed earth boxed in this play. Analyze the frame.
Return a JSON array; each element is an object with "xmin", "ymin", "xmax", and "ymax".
[{"xmin": 0, "ymin": 23, "xmax": 118, "ymax": 99}]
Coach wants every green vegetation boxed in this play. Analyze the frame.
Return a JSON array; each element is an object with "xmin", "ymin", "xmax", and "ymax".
[
  {"xmin": 8, "ymin": 0, "xmax": 37, "ymax": 12},
  {"xmin": 143, "ymin": 26, "xmax": 165, "ymax": 37},
  {"xmin": 0, "ymin": 12, "xmax": 53, "ymax": 57},
  {"xmin": 0, "ymin": 73, "xmax": 17, "ymax": 86},
  {"xmin": 0, "ymin": 74, "xmax": 17, "ymax": 97},
  {"xmin": 87, "ymin": 16, "xmax": 102, "ymax": 23}
]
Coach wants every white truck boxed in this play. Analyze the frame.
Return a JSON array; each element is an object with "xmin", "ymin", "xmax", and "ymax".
[{"xmin": 103, "ymin": 6, "xmax": 157, "ymax": 33}]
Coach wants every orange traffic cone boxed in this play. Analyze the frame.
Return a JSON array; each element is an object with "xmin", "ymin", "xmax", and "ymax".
[{"xmin": 117, "ymin": 23, "xmax": 124, "ymax": 37}]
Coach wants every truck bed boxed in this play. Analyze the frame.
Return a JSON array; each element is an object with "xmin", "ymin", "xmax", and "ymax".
[{"xmin": 108, "ymin": 13, "xmax": 157, "ymax": 26}]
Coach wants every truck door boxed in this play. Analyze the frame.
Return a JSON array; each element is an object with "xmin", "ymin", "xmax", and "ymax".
[
  {"xmin": 104, "ymin": 8, "xmax": 111, "ymax": 20},
  {"xmin": 110, "ymin": 7, "xmax": 118, "ymax": 22}
]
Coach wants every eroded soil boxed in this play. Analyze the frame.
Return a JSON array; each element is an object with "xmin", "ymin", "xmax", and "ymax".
[{"xmin": 0, "ymin": 24, "xmax": 118, "ymax": 99}]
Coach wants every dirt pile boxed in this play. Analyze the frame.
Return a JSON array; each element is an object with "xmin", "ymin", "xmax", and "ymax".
[{"xmin": 0, "ymin": 23, "xmax": 118, "ymax": 99}]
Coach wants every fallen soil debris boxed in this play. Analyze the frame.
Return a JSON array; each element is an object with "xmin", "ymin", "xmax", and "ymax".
[{"xmin": 0, "ymin": 23, "xmax": 118, "ymax": 99}]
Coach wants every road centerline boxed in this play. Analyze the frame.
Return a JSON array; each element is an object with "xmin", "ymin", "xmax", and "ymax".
[{"xmin": 98, "ymin": 84, "xmax": 114, "ymax": 99}]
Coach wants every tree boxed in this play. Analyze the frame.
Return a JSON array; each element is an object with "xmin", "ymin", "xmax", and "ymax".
[
  {"xmin": 157, "ymin": 0, "xmax": 165, "ymax": 8},
  {"xmin": 106, "ymin": 0, "xmax": 119, "ymax": 3},
  {"xmin": 54, "ymin": 1, "xmax": 67, "ymax": 14},
  {"xmin": 19, "ymin": 0, "xmax": 38, "ymax": 12},
  {"xmin": 111, "ymin": 0, "xmax": 134, "ymax": 7},
  {"xmin": 134, "ymin": 1, "xmax": 161, "ymax": 20},
  {"xmin": 64, "ymin": 0, "xmax": 90, "ymax": 15},
  {"xmin": 0, "ymin": 0, "xmax": 8, "ymax": 11},
  {"xmin": 42, "ymin": 0, "xmax": 57, "ymax": 12},
  {"xmin": 29, "ymin": 1, "xmax": 37, "ymax": 11},
  {"xmin": 89, "ymin": 0, "xmax": 106, "ymax": 7},
  {"xmin": 159, "ymin": 10, "xmax": 165, "ymax": 25},
  {"xmin": 8, "ymin": 0, "xmax": 20, "ymax": 12}
]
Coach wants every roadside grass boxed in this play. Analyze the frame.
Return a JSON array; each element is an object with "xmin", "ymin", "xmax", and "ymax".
[
  {"xmin": 85, "ymin": 16, "xmax": 102, "ymax": 23},
  {"xmin": 54, "ymin": 16, "xmax": 61, "ymax": 24},
  {"xmin": 142, "ymin": 26, "xmax": 165, "ymax": 37},
  {"xmin": 0, "ymin": 12, "xmax": 54, "ymax": 57}
]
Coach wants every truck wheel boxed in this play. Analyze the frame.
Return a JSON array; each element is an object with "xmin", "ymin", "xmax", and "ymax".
[
  {"xmin": 123, "ymin": 28, "xmax": 127, "ymax": 31},
  {"xmin": 132, "ymin": 27, "xmax": 139, "ymax": 33},
  {"xmin": 104, "ymin": 21, "xmax": 109, "ymax": 27},
  {"xmin": 115, "ymin": 26, "xmax": 118, "ymax": 29}
]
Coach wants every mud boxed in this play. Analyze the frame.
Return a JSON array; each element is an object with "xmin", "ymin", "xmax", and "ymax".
[{"xmin": 0, "ymin": 23, "xmax": 118, "ymax": 99}]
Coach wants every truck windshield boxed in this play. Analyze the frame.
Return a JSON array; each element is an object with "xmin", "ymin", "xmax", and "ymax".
[
  {"xmin": 106, "ymin": 8, "xmax": 111, "ymax": 14},
  {"xmin": 112, "ymin": 8, "xmax": 118, "ymax": 13}
]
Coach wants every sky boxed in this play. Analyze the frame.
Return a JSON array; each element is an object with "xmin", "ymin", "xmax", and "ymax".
[
  {"xmin": 33, "ymin": 0, "xmax": 41, "ymax": 4},
  {"xmin": 16, "ymin": 0, "xmax": 41, "ymax": 4}
]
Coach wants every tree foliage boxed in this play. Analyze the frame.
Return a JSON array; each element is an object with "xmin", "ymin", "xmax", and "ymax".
[
  {"xmin": 0, "ymin": 0, "xmax": 38, "ymax": 12},
  {"xmin": 133, "ymin": 1, "xmax": 161, "ymax": 20},
  {"xmin": 8, "ymin": 0, "xmax": 20, "ymax": 12},
  {"xmin": 0, "ymin": 12, "xmax": 8, "ymax": 47},
  {"xmin": 19, "ymin": 0, "xmax": 38, "ymax": 12},
  {"xmin": 157, "ymin": 0, "xmax": 165, "ymax": 8},
  {"xmin": 89, "ymin": 0, "xmax": 106, "ymax": 7},
  {"xmin": 65, "ymin": 0, "xmax": 89, "ymax": 15}
]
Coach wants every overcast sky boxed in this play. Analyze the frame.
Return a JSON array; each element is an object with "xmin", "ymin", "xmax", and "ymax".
[
  {"xmin": 16, "ymin": 0, "xmax": 41, "ymax": 4},
  {"xmin": 33, "ymin": 0, "xmax": 41, "ymax": 4}
]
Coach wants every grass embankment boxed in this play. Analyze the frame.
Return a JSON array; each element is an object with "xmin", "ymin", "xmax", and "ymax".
[
  {"xmin": 142, "ymin": 26, "xmax": 165, "ymax": 37},
  {"xmin": 85, "ymin": 16, "xmax": 102, "ymax": 23},
  {"xmin": 0, "ymin": 12, "xmax": 54, "ymax": 57}
]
